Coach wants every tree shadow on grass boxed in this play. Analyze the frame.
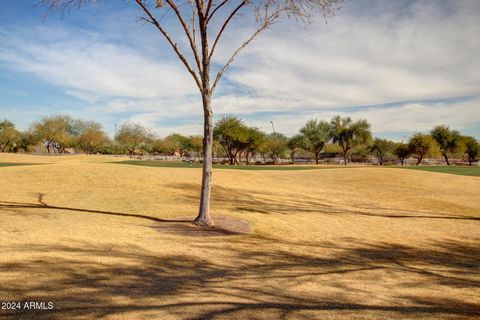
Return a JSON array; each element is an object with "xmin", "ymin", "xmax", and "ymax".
[
  {"xmin": 0, "ymin": 193, "xmax": 192, "ymax": 224},
  {"xmin": 171, "ymin": 183, "xmax": 480, "ymax": 221},
  {"xmin": 0, "ymin": 238, "xmax": 479, "ymax": 319},
  {"xmin": 0, "ymin": 193, "xmax": 251, "ymax": 237},
  {"xmin": 0, "ymin": 187, "xmax": 479, "ymax": 318}
]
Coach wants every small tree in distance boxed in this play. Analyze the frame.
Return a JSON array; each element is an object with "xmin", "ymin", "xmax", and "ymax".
[
  {"xmin": 368, "ymin": 138, "xmax": 394, "ymax": 165},
  {"xmin": 116, "ymin": 123, "xmax": 150, "ymax": 156},
  {"xmin": 266, "ymin": 132, "xmax": 288, "ymax": 164},
  {"xmin": 213, "ymin": 116, "xmax": 247, "ymax": 165},
  {"xmin": 393, "ymin": 142, "xmax": 411, "ymax": 166},
  {"xmin": 300, "ymin": 119, "xmax": 330, "ymax": 164},
  {"xmin": 408, "ymin": 133, "xmax": 435, "ymax": 165},
  {"xmin": 431, "ymin": 125, "xmax": 462, "ymax": 165},
  {"xmin": 41, "ymin": 0, "xmax": 344, "ymax": 226},
  {"xmin": 462, "ymin": 136, "xmax": 479, "ymax": 166},
  {"xmin": 76, "ymin": 120, "xmax": 110, "ymax": 155},
  {"xmin": 32, "ymin": 115, "xmax": 75, "ymax": 153},
  {"xmin": 330, "ymin": 115, "xmax": 371, "ymax": 165},
  {"xmin": 287, "ymin": 134, "xmax": 305, "ymax": 164},
  {"xmin": 0, "ymin": 120, "xmax": 20, "ymax": 152}
]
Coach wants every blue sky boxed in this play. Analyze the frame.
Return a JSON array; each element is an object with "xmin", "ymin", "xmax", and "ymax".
[{"xmin": 0, "ymin": 0, "xmax": 479, "ymax": 140}]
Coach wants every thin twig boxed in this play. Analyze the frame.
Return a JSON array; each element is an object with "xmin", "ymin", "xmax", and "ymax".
[{"xmin": 134, "ymin": 0, "xmax": 203, "ymax": 91}]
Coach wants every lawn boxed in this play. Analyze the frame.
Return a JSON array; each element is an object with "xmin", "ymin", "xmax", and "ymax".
[
  {"xmin": 393, "ymin": 165, "xmax": 480, "ymax": 177},
  {"xmin": 115, "ymin": 160, "xmax": 342, "ymax": 170},
  {"xmin": 0, "ymin": 154, "xmax": 479, "ymax": 320}
]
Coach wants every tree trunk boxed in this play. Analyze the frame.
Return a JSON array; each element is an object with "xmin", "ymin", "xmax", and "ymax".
[
  {"xmin": 228, "ymin": 149, "xmax": 235, "ymax": 165},
  {"xmin": 343, "ymin": 152, "xmax": 347, "ymax": 166},
  {"xmin": 233, "ymin": 151, "xmax": 240, "ymax": 165},
  {"xmin": 401, "ymin": 159, "xmax": 405, "ymax": 166},
  {"xmin": 315, "ymin": 153, "xmax": 319, "ymax": 165},
  {"xmin": 443, "ymin": 154, "xmax": 450, "ymax": 166},
  {"xmin": 416, "ymin": 156, "xmax": 422, "ymax": 165},
  {"xmin": 194, "ymin": 92, "xmax": 214, "ymax": 227}
]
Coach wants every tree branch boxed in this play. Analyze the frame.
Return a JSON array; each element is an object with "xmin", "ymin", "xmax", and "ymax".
[
  {"xmin": 190, "ymin": 1, "xmax": 198, "ymax": 54},
  {"xmin": 209, "ymin": 0, "xmax": 247, "ymax": 62},
  {"xmin": 194, "ymin": 0, "xmax": 204, "ymax": 18},
  {"xmin": 211, "ymin": 16, "xmax": 274, "ymax": 93},
  {"xmin": 164, "ymin": 0, "xmax": 203, "ymax": 74},
  {"xmin": 206, "ymin": 0, "xmax": 229, "ymax": 24},
  {"xmin": 134, "ymin": 0, "xmax": 203, "ymax": 91},
  {"xmin": 205, "ymin": 0, "xmax": 214, "ymax": 19}
]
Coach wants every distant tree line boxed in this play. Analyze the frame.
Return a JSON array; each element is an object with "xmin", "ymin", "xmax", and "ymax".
[{"xmin": 0, "ymin": 115, "xmax": 478, "ymax": 166}]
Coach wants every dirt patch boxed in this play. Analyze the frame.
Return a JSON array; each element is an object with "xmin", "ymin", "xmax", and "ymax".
[{"xmin": 151, "ymin": 215, "xmax": 252, "ymax": 237}]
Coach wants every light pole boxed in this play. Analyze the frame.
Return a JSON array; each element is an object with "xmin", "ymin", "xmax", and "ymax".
[
  {"xmin": 269, "ymin": 121, "xmax": 276, "ymax": 139},
  {"xmin": 114, "ymin": 123, "xmax": 117, "ymax": 155},
  {"xmin": 270, "ymin": 121, "xmax": 277, "ymax": 164}
]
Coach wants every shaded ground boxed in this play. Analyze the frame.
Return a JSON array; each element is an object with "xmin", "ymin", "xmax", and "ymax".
[
  {"xmin": 0, "ymin": 154, "xmax": 479, "ymax": 319},
  {"xmin": 0, "ymin": 162, "xmax": 35, "ymax": 167},
  {"xmin": 392, "ymin": 165, "xmax": 480, "ymax": 177}
]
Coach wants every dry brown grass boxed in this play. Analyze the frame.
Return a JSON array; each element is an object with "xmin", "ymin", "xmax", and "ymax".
[{"xmin": 0, "ymin": 154, "xmax": 479, "ymax": 320}]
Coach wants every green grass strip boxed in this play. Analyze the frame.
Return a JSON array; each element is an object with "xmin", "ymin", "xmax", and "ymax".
[
  {"xmin": 0, "ymin": 162, "xmax": 35, "ymax": 168},
  {"xmin": 392, "ymin": 165, "xmax": 480, "ymax": 177},
  {"xmin": 114, "ymin": 160, "xmax": 338, "ymax": 171}
]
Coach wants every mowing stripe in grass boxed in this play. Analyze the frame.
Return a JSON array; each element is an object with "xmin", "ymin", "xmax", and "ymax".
[
  {"xmin": 114, "ymin": 160, "xmax": 339, "ymax": 171},
  {"xmin": 392, "ymin": 165, "xmax": 480, "ymax": 177},
  {"xmin": 0, "ymin": 162, "xmax": 35, "ymax": 168}
]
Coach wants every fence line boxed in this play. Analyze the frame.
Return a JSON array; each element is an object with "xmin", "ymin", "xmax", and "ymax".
[{"xmin": 18, "ymin": 152, "xmax": 478, "ymax": 166}]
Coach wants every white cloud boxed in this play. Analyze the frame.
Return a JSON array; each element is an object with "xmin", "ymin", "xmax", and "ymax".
[
  {"xmin": 239, "ymin": 98, "xmax": 480, "ymax": 138},
  {"xmin": 0, "ymin": 0, "xmax": 479, "ymax": 138},
  {"xmin": 351, "ymin": 99, "xmax": 480, "ymax": 133},
  {"xmin": 223, "ymin": 0, "xmax": 480, "ymax": 109},
  {"xmin": 0, "ymin": 26, "xmax": 197, "ymax": 101}
]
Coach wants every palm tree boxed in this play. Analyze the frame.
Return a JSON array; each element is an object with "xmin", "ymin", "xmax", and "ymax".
[{"xmin": 329, "ymin": 115, "xmax": 371, "ymax": 165}]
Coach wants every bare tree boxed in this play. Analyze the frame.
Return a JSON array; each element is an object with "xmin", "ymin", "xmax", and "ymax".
[{"xmin": 40, "ymin": 0, "xmax": 343, "ymax": 226}]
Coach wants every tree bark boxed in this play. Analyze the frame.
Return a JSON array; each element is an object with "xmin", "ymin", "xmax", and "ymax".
[
  {"xmin": 343, "ymin": 152, "xmax": 347, "ymax": 166},
  {"xmin": 315, "ymin": 152, "xmax": 319, "ymax": 165},
  {"xmin": 443, "ymin": 154, "xmax": 450, "ymax": 166},
  {"xmin": 233, "ymin": 151, "xmax": 240, "ymax": 165},
  {"xmin": 227, "ymin": 148, "xmax": 235, "ymax": 165},
  {"xmin": 194, "ymin": 92, "xmax": 214, "ymax": 227},
  {"xmin": 416, "ymin": 156, "xmax": 422, "ymax": 165}
]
